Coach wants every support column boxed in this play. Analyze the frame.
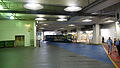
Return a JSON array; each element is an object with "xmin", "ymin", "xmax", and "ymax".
[
  {"xmin": 76, "ymin": 29, "xmax": 81, "ymax": 42},
  {"xmin": 115, "ymin": 21, "xmax": 120, "ymax": 38},
  {"xmin": 43, "ymin": 31, "xmax": 45, "ymax": 41},
  {"xmin": 93, "ymin": 24, "xmax": 101, "ymax": 44},
  {"xmin": 34, "ymin": 22, "xmax": 36, "ymax": 47}
]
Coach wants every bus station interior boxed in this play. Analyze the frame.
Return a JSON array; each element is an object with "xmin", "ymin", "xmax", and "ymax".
[{"xmin": 0, "ymin": 0, "xmax": 120, "ymax": 68}]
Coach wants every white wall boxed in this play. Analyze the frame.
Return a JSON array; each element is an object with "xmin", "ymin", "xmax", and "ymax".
[
  {"xmin": 77, "ymin": 31, "xmax": 93, "ymax": 43},
  {"xmin": 116, "ymin": 22, "xmax": 120, "ymax": 38},
  {"xmin": 101, "ymin": 23, "xmax": 116, "ymax": 42}
]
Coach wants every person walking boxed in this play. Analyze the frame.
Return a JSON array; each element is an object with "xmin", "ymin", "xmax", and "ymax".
[
  {"xmin": 102, "ymin": 37, "xmax": 104, "ymax": 43},
  {"xmin": 116, "ymin": 39, "xmax": 120, "ymax": 56},
  {"xmin": 107, "ymin": 37, "xmax": 113, "ymax": 55},
  {"xmin": 114, "ymin": 38, "xmax": 117, "ymax": 52}
]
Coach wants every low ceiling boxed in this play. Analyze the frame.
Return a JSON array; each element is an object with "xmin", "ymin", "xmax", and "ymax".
[{"xmin": 0, "ymin": 0, "xmax": 120, "ymax": 31}]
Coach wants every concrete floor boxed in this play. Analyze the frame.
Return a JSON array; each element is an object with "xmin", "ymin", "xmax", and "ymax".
[{"xmin": 0, "ymin": 42, "xmax": 115, "ymax": 68}]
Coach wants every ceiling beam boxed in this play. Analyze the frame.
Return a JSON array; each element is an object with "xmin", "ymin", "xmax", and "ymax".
[
  {"xmin": 0, "ymin": 10, "xmax": 114, "ymax": 17},
  {"xmin": 0, "ymin": 0, "xmax": 115, "ymax": 17},
  {"xmin": 0, "ymin": 10, "xmax": 71, "ymax": 15},
  {"xmin": 81, "ymin": 0, "xmax": 107, "ymax": 12},
  {"xmin": 85, "ymin": 0, "xmax": 120, "ymax": 13}
]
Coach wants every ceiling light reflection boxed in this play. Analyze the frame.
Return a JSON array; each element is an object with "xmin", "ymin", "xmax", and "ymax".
[
  {"xmin": 82, "ymin": 19, "xmax": 92, "ymax": 22},
  {"xmin": 64, "ymin": 6, "xmax": 82, "ymax": 12},
  {"xmin": 57, "ymin": 18, "xmax": 67, "ymax": 21},
  {"xmin": 24, "ymin": 3, "xmax": 43, "ymax": 10},
  {"xmin": 10, "ymin": 16, "xmax": 14, "ymax": 19},
  {"xmin": 0, "ymin": 5, "xmax": 3, "ymax": 10},
  {"xmin": 58, "ymin": 15, "xmax": 66, "ymax": 19},
  {"xmin": 35, "ymin": 18, "xmax": 46, "ymax": 21},
  {"xmin": 43, "ymin": 24, "xmax": 48, "ymax": 26},
  {"xmin": 60, "ymin": 28, "xmax": 64, "ymax": 29},
  {"xmin": 68, "ymin": 24, "xmax": 75, "ymax": 27},
  {"xmin": 105, "ymin": 20, "xmax": 114, "ymax": 23},
  {"xmin": 39, "ymin": 27, "xmax": 45, "ymax": 29}
]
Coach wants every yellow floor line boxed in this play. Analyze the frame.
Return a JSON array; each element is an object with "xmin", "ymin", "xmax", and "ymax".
[{"xmin": 102, "ymin": 45, "xmax": 119, "ymax": 68}]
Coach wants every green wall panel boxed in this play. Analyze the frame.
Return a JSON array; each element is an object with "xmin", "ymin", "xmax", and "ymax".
[{"xmin": 0, "ymin": 20, "xmax": 35, "ymax": 47}]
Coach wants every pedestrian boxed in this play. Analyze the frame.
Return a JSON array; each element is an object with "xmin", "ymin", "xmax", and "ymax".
[
  {"xmin": 107, "ymin": 37, "xmax": 113, "ymax": 55},
  {"xmin": 114, "ymin": 38, "xmax": 117, "ymax": 52},
  {"xmin": 102, "ymin": 37, "xmax": 104, "ymax": 43},
  {"xmin": 116, "ymin": 39, "xmax": 120, "ymax": 56},
  {"xmin": 114, "ymin": 38, "xmax": 116, "ymax": 45}
]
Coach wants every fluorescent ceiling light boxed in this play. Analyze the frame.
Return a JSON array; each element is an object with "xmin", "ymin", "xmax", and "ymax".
[
  {"xmin": 24, "ymin": 3, "xmax": 43, "ymax": 10},
  {"xmin": 43, "ymin": 24, "xmax": 48, "ymax": 26},
  {"xmin": 39, "ymin": 22, "xmax": 44, "ymax": 23},
  {"xmin": 82, "ymin": 19, "xmax": 92, "ymax": 22},
  {"xmin": 58, "ymin": 15, "xmax": 66, "ymax": 19},
  {"xmin": 57, "ymin": 18, "xmax": 67, "ymax": 21},
  {"xmin": 116, "ymin": 21, "xmax": 119, "ymax": 24},
  {"xmin": 35, "ymin": 18, "xmax": 46, "ymax": 21},
  {"xmin": 36, "ymin": 21, "xmax": 39, "ymax": 23},
  {"xmin": 92, "ymin": 12, "xmax": 98, "ymax": 14},
  {"xmin": 10, "ymin": 16, "xmax": 14, "ymax": 19},
  {"xmin": 88, "ymin": 16, "xmax": 95, "ymax": 18},
  {"xmin": 0, "ymin": 5, "xmax": 3, "ymax": 10},
  {"xmin": 105, "ymin": 20, "xmax": 114, "ymax": 23},
  {"xmin": 60, "ymin": 28, "xmax": 64, "ymax": 29},
  {"xmin": 37, "ymin": 15, "xmax": 45, "ymax": 17},
  {"xmin": 39, "ymin": 27, "xmax": 45, "ymax": 29},
  {"xmin": 64, "ymin": 6, "xmax": 82, "ymax": 12},
  {"xmin": 68, "ymin": 24, "xmax": 75, "ymax": 27}
]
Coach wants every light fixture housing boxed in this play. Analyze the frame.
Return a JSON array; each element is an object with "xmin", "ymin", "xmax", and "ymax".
[
  {"xmin": 60, "ymin": 28, "xmax": 64, "ymax": 29},
  {"xmin": 0, "ymin": 5, "xmax": 3, "ymax": 10},
  {"xmin": 37, "ymin": 15, "xmax": 45, "ymax": 17},
  {"xmin": 43, "ymin": 24, "xmax": 48, "ymax": 26},
  {"xmin": 68, "ymin": 24, "xmax": 75, "ymax": 27},
  {"xmin": 116, "ymin": 21, "xmax": 119, "ymax": 24},
  {"xmin": 39, "ymin": 27, "xmax": 45, "ymax": 29},
  {"xmin": 64, "ymin": 6, "xmax": 82, "ymax": 12},
  {"xmin": 36, "ymin": 21, "xmax": 39, "ymax": 23},
  {"xmin": 57, "ymin": 18, "xmax": 67, "ymax": 21},
  {"xmin": 82, "ymin": 19, "xmax": 92, "ymax": 22},
  {"xmin": 24, "ymin": 2, "xmax": 43, "ymax": 10},
  {"xmin": 35, "ymin": 18, "xmax": 46, "ymax": 21},
  {"xmin": 105, "ymin": 20, "xmax": 114, "ymax": 23},
  {"xmin": 58, "ymin": 15, "xmax": 66, "ymax": 19},
  {"xmin": 92, "ymin": 12, "xmax": 98, "ymax": 14},
  {"xmin": 10, "ymin": 16, "xmax": 14, "ymax": 19}
]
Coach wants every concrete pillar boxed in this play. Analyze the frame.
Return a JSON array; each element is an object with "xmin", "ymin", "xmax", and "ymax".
[
  {"xmin": 34, "ymin": 22, "xmax": 36, "ymax": 47},
  {"xmin": 93, "ymin": 24, "xmax": 101, "ymax": 44},
  {"xmin": 115, "ymin": 21, "xmax": 120, "ymax": 38},
  {"xmin": 76, "ymin": 29, "xmax": 81, "ymax": 42},
  {"xmin": 43, "ymin": 31, "xmax": 45, "ymax": 40}
]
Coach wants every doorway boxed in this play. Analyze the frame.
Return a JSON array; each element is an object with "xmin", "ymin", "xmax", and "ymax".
[{"xmin": 15, "ymin": 35, "xmax": 25, "ymax": 47}]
